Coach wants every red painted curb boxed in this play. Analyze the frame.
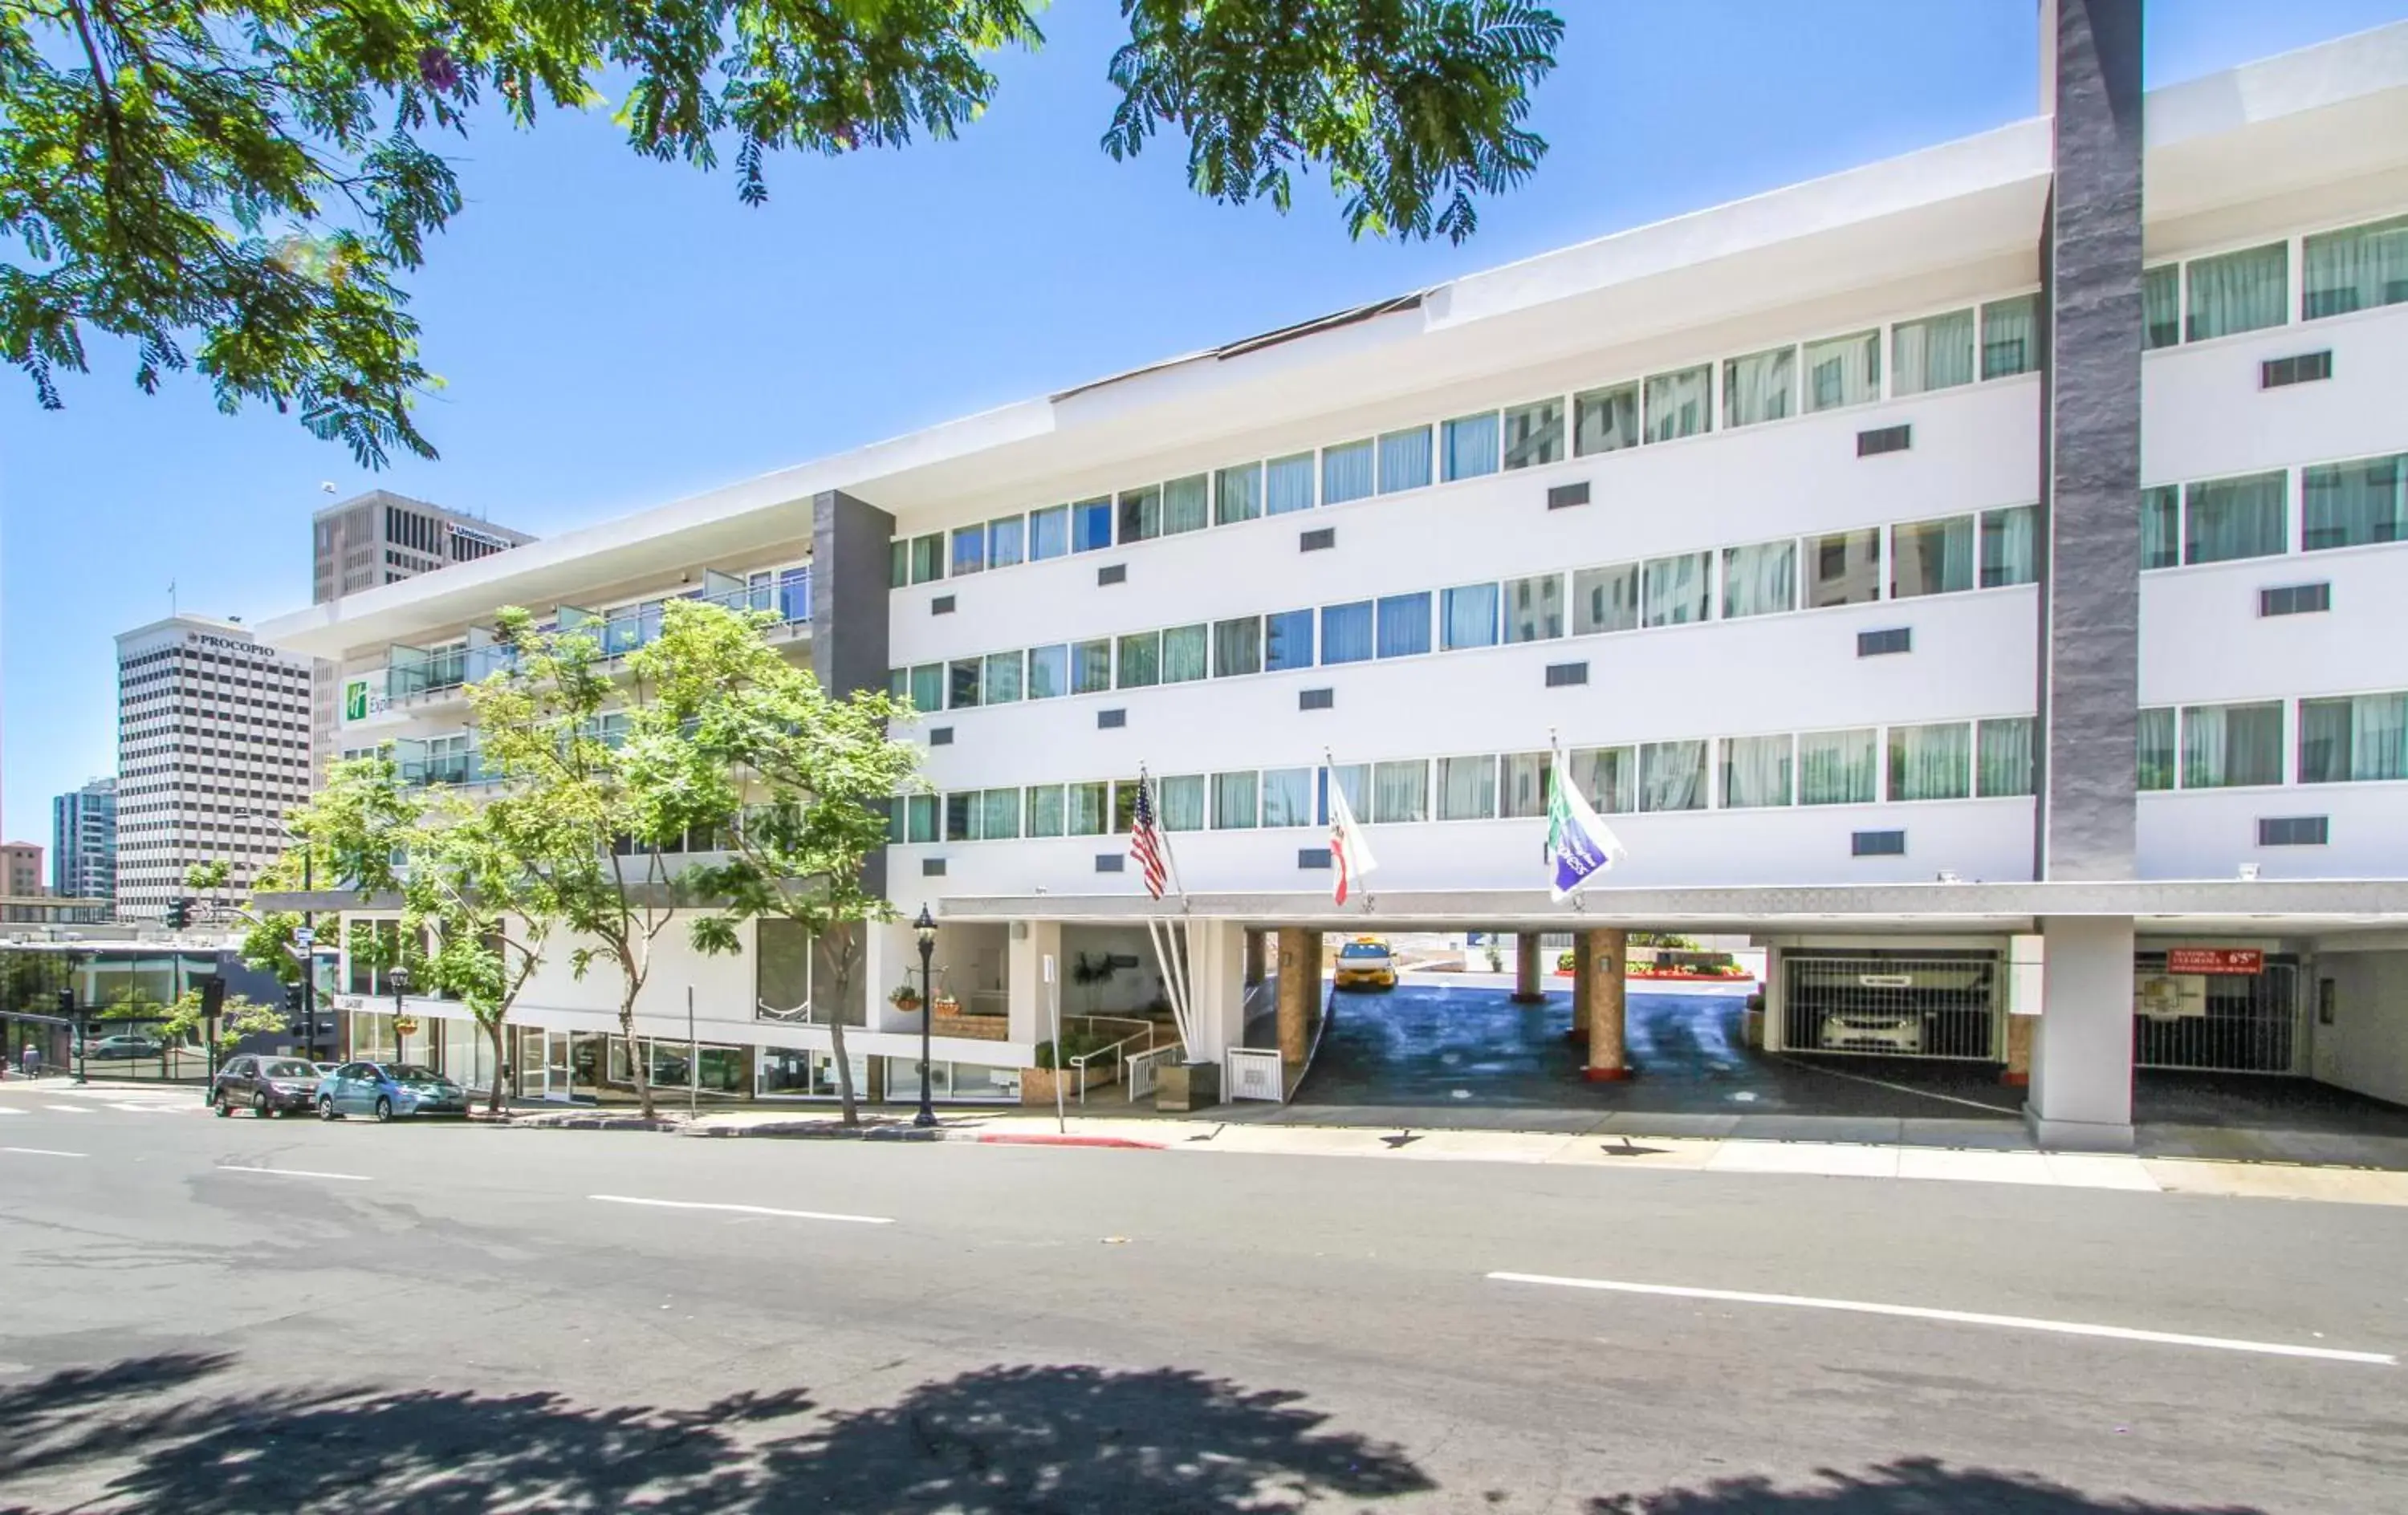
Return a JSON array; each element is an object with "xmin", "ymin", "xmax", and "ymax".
[
  {"xmin": 975, "ymin": 1134, "xmax": 1165, "ymax": 1151},
  {"xmin": 1999, "ymin": 1071, "xmax": 2031, "ymax": 1087},
  {"xmin": 1582, "ymin": 1066, "xmax": 1632, "ymax": 1082}
]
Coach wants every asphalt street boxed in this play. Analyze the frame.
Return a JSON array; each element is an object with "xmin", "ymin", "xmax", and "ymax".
[{"xmin": 2, "ymin": 1086, "xmax": 2406, "ymax": 1513}]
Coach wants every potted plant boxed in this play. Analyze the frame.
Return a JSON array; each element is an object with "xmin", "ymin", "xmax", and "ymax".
[{"xmin": 889, "ymin": 984, "xmax": 923, "ymax": 1013}]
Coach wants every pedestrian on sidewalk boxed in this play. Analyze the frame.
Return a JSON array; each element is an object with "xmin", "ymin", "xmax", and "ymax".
[{"xmin": 20, "ymin": 1042, "xmax": 40, "ymax": 1080}]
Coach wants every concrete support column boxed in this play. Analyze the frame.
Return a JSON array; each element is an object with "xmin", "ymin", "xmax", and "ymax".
[
  {"xmin": 1584, "ymin": 928, "xmax": 1630, "ymax": 1082},
  {"xmin": 1569, "ymin": 934, "xmax": 1591, "ymax": 1046},
  {"xmin": 1275, "ymin": 928, "xmax": 1319, "ymax": 1065},
  {"xmin": 1512, "ymin": 933, "xmax": 1544, "ymax": 1004},
  {"xmin": 1243, "ymin": 929, "xmax": 1267, "ymax": 988},
  {"xmin": 1186, "ymin": 920, "xmax": 1246, "ymax": 1065},
  {"xmin": 2025, "ymin": 915, "xmax": 2136, "ymax": 1150},
  {"xmin": 1007, "ymin": 920, "xmax": 1062, "ymax": 1049}
]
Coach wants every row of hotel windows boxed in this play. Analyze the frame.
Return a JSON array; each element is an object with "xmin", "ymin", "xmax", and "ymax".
[
  {"xmin": 890, "ymin": 718, "xmax": 2041, "ymax": 845},
  {"xmin": 892, "ymin": 506, "xmax": 2039, "ymax": 711},
  {"xmin": 889, "ymin": 295, "xmax": 2047, "ymax": 587},
  {"xmin": 2143, "ymin": 212, "xmax": 2408, "ymax": 349},
  {"xmin": 2143, "ymin": 452, "xmax": 2405, "ymax": 567},
  {"xmin": 2140, "ymin": 691, "xmax": 2408, "ymax": 791}
]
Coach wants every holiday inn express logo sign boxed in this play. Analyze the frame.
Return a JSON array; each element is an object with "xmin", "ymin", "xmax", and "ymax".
[{"xmin": 344, "ymin": 680, "xmax": 368, "ymax": 721}]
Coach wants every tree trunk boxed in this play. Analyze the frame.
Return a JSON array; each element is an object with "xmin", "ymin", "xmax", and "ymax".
[
  {"xmin": 483, "ymin": 1017, "xmax": 509, "ymax": 1115},
  {"xmin": 827, "ymin": 924, "xmax": 860, "ymax": 1127},
  {"xmin": 620, "ymin": 984, "xmax": 653, "ymax": 1119}
]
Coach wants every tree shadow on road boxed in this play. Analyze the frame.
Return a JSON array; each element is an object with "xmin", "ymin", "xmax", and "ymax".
[
  {"xmin": 0, "ymin": 1354, "xmax": 1428, "ymax": 1513},
  {"xmin": 1587, "ymin": 1457, "xmax": 2266, "ymax": 1514}
]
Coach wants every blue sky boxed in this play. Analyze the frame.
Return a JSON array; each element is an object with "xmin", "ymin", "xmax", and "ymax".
[{"xmin": 5, "ymin": 0, "xmax": 2406, "ymax": 849}]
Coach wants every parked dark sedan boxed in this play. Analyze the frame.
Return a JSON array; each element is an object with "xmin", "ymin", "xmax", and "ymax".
[
  {"xmin": 317, "ymin": 1062, "xmax": 469, "ymax": 1122},
  {"xmin": 211, "ymin": 1056, "xmax": 323, "ymax": 1119}
]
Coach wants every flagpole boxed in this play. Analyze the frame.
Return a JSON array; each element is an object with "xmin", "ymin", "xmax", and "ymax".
[{"xmin": 1133, "ymin": 767, "xmax": 1197, "ymax": 1058}]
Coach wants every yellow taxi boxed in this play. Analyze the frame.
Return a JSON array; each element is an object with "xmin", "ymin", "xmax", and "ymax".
[{"xmin": 1332, "ymin": 936, "xmax": 1398, "ymax": 991}]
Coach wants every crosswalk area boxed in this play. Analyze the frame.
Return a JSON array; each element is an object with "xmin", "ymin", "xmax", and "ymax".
[{"xmin": 0, "ymin": 1082, "xmax": 202, "ymax": 1117}]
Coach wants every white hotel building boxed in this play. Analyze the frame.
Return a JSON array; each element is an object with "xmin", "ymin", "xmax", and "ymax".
[{"xmin": 261, "ymin": 13, "xmax": 2408, "ymax": 1147}]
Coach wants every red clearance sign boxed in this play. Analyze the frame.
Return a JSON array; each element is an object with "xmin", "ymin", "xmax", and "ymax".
[{"xmin": 2166, "ymin": 948, "xmax": 2264, "ymax": 976}]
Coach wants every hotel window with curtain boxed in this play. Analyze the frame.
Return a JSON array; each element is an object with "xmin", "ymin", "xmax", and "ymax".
[
  {"xmin": 2142, "ymin": 265, "xmax": 2180, "ymax": 350},
  {"xmin": 1643, "ymin": 367, "xmax": 1711, "ymax": 443},
  {"xmin": 1027, "ymin": 644, "xmax": 1067, "ymax": 700},
  {"xmin": 983, "ymin": 651, "xmax": 1023, "ymax": 704},
  {"xmin": 1572, "ymin": 563, "xmax": 1641, "ymax": 636},
  {"xmin": 1798, "ymin": 729, "xmax": 1877, "ymax": 806},
  {"xmin": 2137, "ymin": 708, "xmax": 2176, "ymax": 791},
  {"xmin": 910, "ymin": 534, "xmax": 944, "ymax": 583},
  {"xmin": 1436, "ymin": 756, "xmax": 1498, "ymax": 821},
  {"xmin": 1723, "ymin": 347, "xmax": 1796, "ymax": 429},
  {"xmin": 1377, "ymin": 593, "xmax": 1433, "ymax": 658},
  {"xmin": 1163, "ymin": 475, "xmax": 1210, "ymax": 535},
  {"xmin": 909, "ymin": 664, "xmax": 943, "ymax": 713},
  {"xmin": 1887, "ymin": 722, "xmax": 1971, "ymax": 802},
  {"xmin": 1806, "ymin": 530, "xmax": 1882, "ymax": 607},
  {"xmin": 1642, "ymin": 552, "xmax": 1712, "ymax": 627},
  {"xmin": 1320, "ymin": 764, "xmax": 1368, "ymax": 826},
  {"xmin": 1161, "ymin": 624, "xmax": 1208, "ymax": 683},
  {"xmin": 1979, "ymin": 506, "xmax": 2037, "ymax": 587},
  {"xmin": 1503, "ymin": 575, "xmax": 1564, "ymax": 642},
  {"xmin": 946, "ymin": 660, "xmax": 981, "ymax": 710},
  {"xmin": 987, "ymin": 515, "xmax": 1025, "ymax": 569},
  {"xmin": 2304, "ymin": 213, "xmax": 2408, "ymax": 319},
  {"xmin": 1975, "ymin": 717, "xmax": 2036, "ymax": 798},
  {"xmin": 2186, "ymin": 242, "xmax": 2288, "ymax": 342},
  {"xmin": 2184, "ymin": 472, "xmax": 2287, "ymax": 565},
  {"xmin": 1638, "ymin": 741, "xmax": 1707, "ymax": 812},
  {"xmin": 1072, "ymin": 498, "xmax": 1112, "ymax": 552},
  {"xmin": 1211, "ymin": 771, "xmax": 1259, "ymax": 829},
  {"xmin": 1028, "ymin": 505, "xmax": 1069, "ymax": 561},
  {"xmin": 2140, "ymin": 485, "xmax": 2182, "ymax": 570},
  {"xmin": 1072, "ymin": 639, "xmax": 1114, "ymax": 695},
  {"xmin": 1720, "ymin": 734, "xmax": 1794, "ymax": 809},
  {"xmin": 1260, "ymin": 769, "xmax": 1314, "ymax": 827},
  {"xmin": 1893, "ymin": 515, "xmax": 1976, "ymax": 598},
  {"xmin": 1212, "ymin": 617, "xmax": 1263, "ymax": 678},
  {"xmin": 1441, "ymin": 583, "xmax": 1499, "ymax": 650},
  {"xmin": 1157, "ymin": 775, "xmax": 1206, "ymax": 831},
  {"xmin": 1214, "ymin": 463, "xmax": 1263, "ymax": 526},
  {"xmin": 1572, "ymin": 746, "xmax": 1637, "ymax": 814},
  {"xmin": 2303, "ymin": 453, "xmax": 2405, "ymax": 551},
  {"xmin": 1025, "ymin": 786, "xmax": 1065, "ymax": 838},
  {"xmin": 1264, "ymin": 609, "xmax": 1315, "ymax": 671},
  {"xmin": 1980, "ymin": 295, "xmax": 2038, "ymax": 379},
  {"xmin": 1892, "ymin": 309, "xmax": 1975, "ymax": 395},
  {"xmin": 1503, "ymin": 399, "xmax": 1564, "ymax": 469},
  {"xmin": 1803, "ymin": 330, "xmax": 1879, "ymax": 412},
  {"xmin": 2299, "ymin": 692, "xmax": 2408, "ymax": 783},
  {"xmin": 1117, "ymin": 485, "xmax": 1161, "ymax": 544},
  {"xmin": 1115, "ymin": 632, "xmax": 1161, "ymax": 689},
  {"xmin": 1442, "ymin": 413, "xmax": 1500, "ymax": 481},
  {"xmin": 1721, "ymin": 540, "xmax": 1796, "ymax": 619},
  {"xmin": 906, "ymin": 794, "xmax": 940, "ymax": 843},
  {"xmin": 1371, "ymin": 761, "xmax": 1429, "ymax": 824},
  {"xmin": 977, "ymin": 789, "xmax": 1020, "ymax": 840},
  {"xmin": 1320, "ymin": 601, "xmax": 1374, "ymax": 664},
  {"xmin": 1066, "ymin": 782, "xmax": 1108, "ymax": 836},
  {"xmin": 2182, "ymin": 702, "xmax": 2284, "ymax": 788},
  {"xmin": 1575, "ymin": 383, "xmax": 1640, "ymax": 455},
  {"xmin": 1323, "ymin": 440, "xmax": 1375, "ymax": 505},
  {"xmin": 1377, "ymin": 427, "xmax": 1433, "ymax": 493},
  {"xmin": 1265, "ymin": 453, "xmax": 1316, "ymax": 514},
  {"xmin": 1501, "ymin": 753, "xmax": 1548, "ymax": 818}
]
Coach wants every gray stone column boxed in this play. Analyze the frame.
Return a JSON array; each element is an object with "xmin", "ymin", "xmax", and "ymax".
[
  {"xmin": 810, "ymin": 488, "xmax": 896, "ymax": 1029},
  {"xmin": 2032, "ymin": 0, "xmax": 2145, "ymax": 883},
  {"xmin": 1511, "ymin": 933, "xmax": 1545, "ymax": 1004},
  {"xmin": 2025, "ymin": 916, "xmax": 2136, "ymax": 1150}
]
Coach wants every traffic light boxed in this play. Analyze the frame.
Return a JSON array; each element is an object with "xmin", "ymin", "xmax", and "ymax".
[
  {"xmin": 55, "ymin": 988, "xmax": 73, "ymax": 1018},
  {"xmin": 283, "ymin": 981, "xmax": 305, "ymax": 1015},
  {"xmin": 165, "ymin": 897, "xmax": 189, "ymax": 929}
]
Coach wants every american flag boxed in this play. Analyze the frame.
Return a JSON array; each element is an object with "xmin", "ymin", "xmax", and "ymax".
[{"xmin": 1129, "ymin": 774, "xmax": 1169, "ymax": 900}]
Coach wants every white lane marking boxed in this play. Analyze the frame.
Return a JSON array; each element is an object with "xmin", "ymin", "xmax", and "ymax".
[
  {"xmin": 0, "ymin": 1107, "xmax": 25, "ymax": 1115},
  {"xmin": 215, "ymin": 1165, "xmax": 372, "ymax": 1183},
  {"xmin": 590, "ymin": 1194, "xmax": 894, "ymax": 1225},
  {"xmin": 1487, "ymin": 1272, "xmax": 2395, "ymax": 1366},
  {"xmin": 3, "ymin": 1147, "xmax": 87, "ymax": 1158},
  {"xmin": 43, "ymin": 1106, "xmax": 92, "ymax": 1115}
]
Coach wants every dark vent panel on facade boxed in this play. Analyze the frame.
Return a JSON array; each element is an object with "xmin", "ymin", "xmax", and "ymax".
[
  {"xmin": 1300, "ymin": 688, "xmax": 1335, "ymax": 710},
  {"xmin": 1097, "ymin": 563, "xmax": 1128, "ymax": 587},
  {"xmin": 1547, "ymin": 481, "xmax": 1591, "ymax": 510},
  {"xmin": 928, "ymin": 727, "xmax": 954, "ymax": 746},
  {"xmin": 1095, "ymin": 855, "xmax": 1126, "ymax": 873},
  {"xmin": 1857, "ymin": 628, "xmax": 1913, "ymax": 657},
  {"xmin": 2260, "ymin": 351, "xmax": 2333, "ymax": 389},
  {"xmin": 1857, "ymin": 424, "xmax": 1912, "ymax": 457},
  {"xmin": 929, "ymin": 595, "xmax": 956, "ymax": 615},
  {"xmin": 1097, "ymin": 709, "xmax": 1127, "ymax": 729},
  {"xmin": 1852, "ymin": 830, "xmax": 1907, "ymax": 858},
  {"xmin": 1300, "ymin": 527, "xmax": 1336, "ymax": 553},
  {"xmin": 1297, "ymin": 848, "xmax": 1332, "ymax": 870},
  {"xmin": 2259, "ymin": 816, "xmax": 2329, "ymax": 847},
  {"xmin": 1545, "ymin": 662, "xmax": 1588, "ymax": 688},
  {"xmin": 920, "ymin": 858, "xmax": 947, "ymax": 877},
  {"xmin": 2259, "ymin": 583, "xmax": 2331, "ymax": 617}
]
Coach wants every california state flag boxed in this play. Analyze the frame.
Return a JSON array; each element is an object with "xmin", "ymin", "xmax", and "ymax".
[{"xmin": 1328, "ymin": 778, "xmax": 1378, "ymax": 904}]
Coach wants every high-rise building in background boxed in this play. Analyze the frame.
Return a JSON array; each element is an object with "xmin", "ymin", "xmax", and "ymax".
[
  {"xmin": 307, "ymin": 490, "xmax": 534, "ymax": 782},
  {"xmin": 1, "ymin": 841, "xmax": 43, "ymax": 898},
  {"xmin": 51, "ymin": 775, "xmax": 117, "ymax": 904},
  {"xmin": 114, "ymin": 616, "xmax": 312, "ymax": 922}
]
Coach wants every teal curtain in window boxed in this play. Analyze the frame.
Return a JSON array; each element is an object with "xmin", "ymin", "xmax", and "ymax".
[
  {"xmin": 1117, "ymin": 486, "xmax": 1161, "ymax": 543},
  {"xmin": 1723, "ymin": 347, "xmax": 1795, "ymax": 428},
  {"xmin": 2304, "ymin": 213, "xmax": 2408, "ymax": 319},
  {"xmin": 1260, "ymin": 769, "xmax": 1313, "ymax": 827},
  {"xmin": 1162, "ymin": 474, "xmax": 1209, "ymax": 534},
  {"xmin": 1638, "ymin": 741, "xmax": 1706, "ymax": 812},
  {"xmin": 1721, "ymin": 540, "xmax": 1796, "ymax": 619},
  {"xmin": 2182, "ymin": 702, "xmax": 2283, "ymax": 788},
  {"xmin": 1976, "ymin": 717, "xmax": 2036, "ymax": 797},
  {"xmin": 1719, "ymin": 735, "xmax": 1794, "ymax": 808},
  {"xmin": 1574, "ymin": 384, "xmax": 1639, "ymax": 455},
  {"xmin": 1803, "ymin": 331, "xmax": 1879, "ymax": 411},
  {"xmin": 1212, "ymin": 617, "xmax": 1263, "ymax": 677},
  {"xmin": 1025, "ymin": 786, "xmax": 1065, "ymax": 838},
  {"xmin": 2185, "ymin": 473, "xmax": 2287, "ymax": 564},
  {"xmin": 1371, "ymin": 761, "xmax": 1428, "ymax": 823},
  {"xmin": 1642, "ymin": 553, "xmax": 1712, "ymax": 626},
  {"xmin": 1115, "ymin": 632, "xmax": 1160, "ymax": 688},
  {"xmin": 2142, "ymin": 266, "xmax": 2180, "ymax": 349},
  {"xmin": 1442, "ymin": 414, "xmax": 1500, "ymax": 481},
  {"xmin": 977, "ymin": 790, "xmax": 1020, "ymax": 840},
  {"xmin": 907, "ymin": 794, "xmax": 939, "ymax": 843},
  {"xmin": 2137, "ymin": 708, "xmax": 2176, "ymax": 790},
  {"xmin": 1435, "ymin": 756, "xmax": 1497, "ymax": 821},
  {"xmin": 2303, "ymin": 454, "xmax": 2405, "ymax": 551},
  {"xmin": 1265, "ymin": 453, "xmax": 1316, "ymax": 514},
  {"xmin": 1072, "ymin": 640, "xmax": 1114, "ymax": 694},
  {"xmin": 983, "ymin": 651, "xmax": 1023, "ymax": 703},
  {"xmin": 1643, "ymin": 367, "xmax": 1711, "ymax": 442},
  {"xmin": 1067, "ymin": 782, "xmax": 1108, "ymax": 835},
  {"xmin": 2141, "ymin": 486, "xmax": 2182, "ymax": 570},
  {"xmin": 2186, "ymin": 243, "xmax": 2288, "ymax": 341},
  {"xmin": 1503, "ymin": 400, "xmax": 1564, "ymax": 468},
  {"xmin": 1980, "ymin": 295, "xmax": 2038, "ymax": 378},
  {"xmin": 1377, "ymin": 428, "xmax": 1433, "ymax": 493},
  {"xmin": 1500, "ymin": 753, "xmax": 1548, "ymax": 817},
  {"xmin": 1157, "ymin": 775, "xmax": 1206, "ymax": 831},
  {"xmin": 1893, "ymin": 516, "xmax": 1975, "ymax": 598},
  {"xmin": 1214, "ymin": 464, "xmax": 1263, "ymax": 525},
  {"xmin": 1441, "ymin": 583, "xmax": 1499, "ymax": 649},
  {"xmin": 1573, "ymin": 563, "xmax": 1640, "ymax": 634},
  {"xmin": 1027, "ymin": 644, "xmax": 1067, "ymax": 700},
  {"xmin": 1161, "ymin": 624, "xmax": 1208, "ymax": 682},
  {"xmin": 1572, "ymin": 746, "xmax": 1637, "ymax": 813},
  {"xmin": 1211, "ymin": 772, "xmax": 1259, "ymax": 829},
  {"xmin": 1892, "ymin": 309, "xmax": 1975, "ymax": 393},
  {"xmin": 1979, "ymin": 506, "xmax": 2037, "ymax": 587},
  {"xmin": 909, "ymin": 664, "xmax": 943, "ymax": 713},
  {"xmin": 1798, "ymin": 729, "xmax": 1877, "ymax": 805},
  {"xmin": 2300, "ymin": 693, "xmax": 2408, "ymax": 783},
  {"xmin": 1322, "ymin": 441, "xmax": 1374, "ymax": 505},
  {"xmin": 1887, "ymin": 723, "xmax": 1971, "ymax": 801}
]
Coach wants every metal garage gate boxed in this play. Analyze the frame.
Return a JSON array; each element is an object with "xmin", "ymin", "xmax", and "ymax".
[
  {"xmin": 1782, "ymin": 950, "xmax": 1999, "ymax": 1060},
  {"xmin": 2133, "ymin": 953, "xmax": 2303, "ymax": 1074}
]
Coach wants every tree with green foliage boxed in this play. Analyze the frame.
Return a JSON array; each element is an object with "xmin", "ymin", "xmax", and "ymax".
[
  {"xmin": 400, "ymin": 796, "xmax": 557, "ymax": 1115},
  {"xmin": 2, "ymin": 1, "xmax": 1563, "ymax": 463},
  {"xmin": 157, "ymin": 986, "xmax": 286, "ymax": 1056},
  {"xmin": 634, "ymin": 597, "xmax": 920, "ymax": 1127},
  {"xmin": 470, "ymin": 606, "xmax": 721, "ymax": 1119}
]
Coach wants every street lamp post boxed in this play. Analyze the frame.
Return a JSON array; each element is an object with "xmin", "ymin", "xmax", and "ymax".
[
  {"xmin": 388, "ymin": 965, "xmax": 412, "ymax": 1066},
  {"xmin": 913, "ymin": 905, "xmax": 938, "ymax": 1128}
]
